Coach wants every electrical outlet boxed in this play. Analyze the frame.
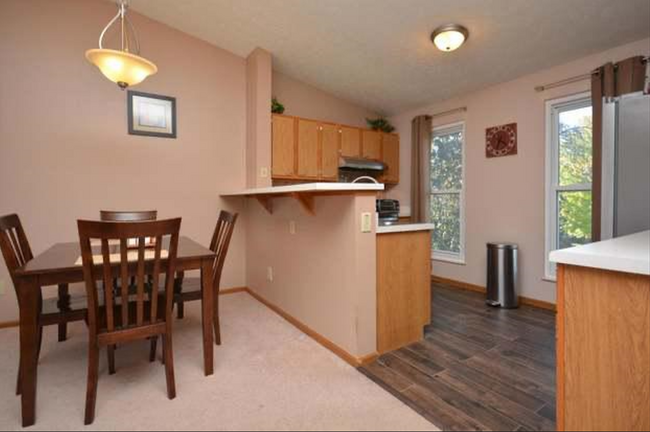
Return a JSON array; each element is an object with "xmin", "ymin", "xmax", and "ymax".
[
  {"xmin": 260, "ymin": 167, "xmax": 269, "ymax": 178},
  {"xmin": 361, "ymin": 212, "xmax": 373, "ymax": 233},
  {"xmin": 289, "ymin": 221, "xmax": 296, "ymax": 235},
  {"xmin": 267, "ymin": 267, "xmax": 274, "ymax": 282}
]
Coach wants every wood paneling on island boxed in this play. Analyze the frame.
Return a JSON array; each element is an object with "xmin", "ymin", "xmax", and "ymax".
[{"xmin": 557, "ymin": 264, "xmax": 650, "ymax": 431}]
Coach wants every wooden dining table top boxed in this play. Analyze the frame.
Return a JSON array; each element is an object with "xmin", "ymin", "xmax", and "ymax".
[{"xmin": 15, "ymin": 236, "xmax": 215, "ymax": 278}]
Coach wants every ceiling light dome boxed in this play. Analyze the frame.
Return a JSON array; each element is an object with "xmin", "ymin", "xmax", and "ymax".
[
  {"xmin": 85, "ymin": 0, "xmax": 157, "ymax": 89},
  {"xmin": 431, "ymin": 24, "xmax": 469, "ymax": 52}
]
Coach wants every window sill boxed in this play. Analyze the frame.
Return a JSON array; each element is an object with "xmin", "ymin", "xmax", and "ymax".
[
  {"xmin": 432, "ymin": 255, "xmax": 466, "ymax": 265},
  {"xmin": 542, "ymin": 276, "xmax": 557, "ymax": 283}
]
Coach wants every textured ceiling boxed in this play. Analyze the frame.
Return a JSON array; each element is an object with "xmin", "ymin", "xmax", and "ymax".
[{"xmin": 129, "ymin": 0, "xmax": 650, "ymax": 115}]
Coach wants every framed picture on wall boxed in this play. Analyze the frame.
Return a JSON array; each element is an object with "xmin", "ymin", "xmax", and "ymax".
[{"xmin": 127, "ymin": 91, "xmax": 177, "ymax": 138}]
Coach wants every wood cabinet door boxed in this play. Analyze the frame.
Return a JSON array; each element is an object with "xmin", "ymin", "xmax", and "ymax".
[
  {"xmin": 320, "ymin": 123, "xmax": 340, "ymax": 181},
  {"xmin": 362, "ymin": 130, "xmax": 382, "ymax": 160},
  {"xmin": 297, "ymin": 119, "xmax": 320, "ymax": 179},
  {"xmin": 340, "ymin": 126, "xmax": 361, "ymax": 158},
  {"xmin": 382, "ymin": 133, "xmax": 400, "ymax": 184},
  {"xmin": 272, "ymin": 114, "xmax": 295, "ymax": 178}
]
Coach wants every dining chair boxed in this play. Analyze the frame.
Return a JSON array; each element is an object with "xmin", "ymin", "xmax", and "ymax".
[
  {"xmin": 0, "ymin": 214, "xmax": 87, "ymax": 395},
  {"xmin": 172, "ymin": 211, "xmax": 238, "ymax": 345},
  {"xmin": 77, "ymin": 218, "xmax": 181, "ymax": 425}
]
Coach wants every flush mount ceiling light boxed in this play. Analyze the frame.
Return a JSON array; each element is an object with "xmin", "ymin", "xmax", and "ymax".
[
  {"xmin": 85, "ymin": 0, "xmax": 157, "ymax": 90},
  {"xmin": 431, "ymin": 24, "xmax": 469, "ymax": 52}
]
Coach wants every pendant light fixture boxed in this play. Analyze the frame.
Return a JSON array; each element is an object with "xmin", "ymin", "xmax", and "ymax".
[
  {"xmin": 431, "ymin": 24, "xmax": 469, "ymax": 52},
  {"xmin": 85, "ymin": 0, "xmax": 157, "ymax": 89}
]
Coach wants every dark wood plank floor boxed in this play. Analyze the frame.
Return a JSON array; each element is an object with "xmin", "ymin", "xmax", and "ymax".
[{"xmin": 360, "ymin": 283, "xmax": 556, "ymax": 431}]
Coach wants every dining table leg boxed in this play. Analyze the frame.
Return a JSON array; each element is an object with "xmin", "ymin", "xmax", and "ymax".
[
  {"xmin": 200, "ymin": 259, "xmax": 214, "ymax": 376},
  {"xmin": 17, "ymin": 276, "xmax": 40, "ymax": 427}
]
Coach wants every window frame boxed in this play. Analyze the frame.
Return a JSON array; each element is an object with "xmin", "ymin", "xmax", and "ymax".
[
  {"xmin": 544, "ymin": 92, "xmax": 593, "ymax": 280},
  {"xmin": 430, "ymin": 121, "xmax": 466, "ymax": 265}
]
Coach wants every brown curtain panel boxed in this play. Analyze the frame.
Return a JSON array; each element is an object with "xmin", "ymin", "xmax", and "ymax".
[
  {"xmin": 590, "ymin": 56, "xmax": 647, "ymax": 242},
  {"xmin": 410, "ymin": 115, "xmax": 432, "ymax": 223}
]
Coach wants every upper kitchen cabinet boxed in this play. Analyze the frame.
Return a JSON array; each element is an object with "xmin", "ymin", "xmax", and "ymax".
[
  {"xmin": 381, "ymin": 133, "xmax": 400, "ymax": 185},
  {"xmin": 361, "ymin": 130, "xmax": 382, "ymax": 160},
  {"xmin": 271, "ymin": 114, "xmax": 400, "ymax": 185},
  {"xmin": 340, "ymin": 126, "xmax": 362, "ymax": 158},
  {"xmin": 297, "ymin": 118, "xmax": 320, "ymax": 179},
  {"xmin": 272, "ymin": 114, "xmax": 296, "ymax": 179},
  {"xmin": 320, "ymin": 122, "xmax": 340, "ymax": 181}
]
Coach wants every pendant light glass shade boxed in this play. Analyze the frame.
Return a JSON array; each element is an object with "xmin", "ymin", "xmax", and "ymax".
[
  {"xmin": 86, "ymin": 1, "xmax": 157, "ymax": 89},
  {"xmin": 431, "ymin": 24, "xmax": 469, "ymax": 52},
  {"xmin": 85, "ymin": 49, "xmax": 157, "ymax": 89}
]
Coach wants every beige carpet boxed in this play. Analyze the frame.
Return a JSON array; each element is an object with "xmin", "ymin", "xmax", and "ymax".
[{"xmin": 0, "ymin": 293, "xmax": 438, "ymax": 431}]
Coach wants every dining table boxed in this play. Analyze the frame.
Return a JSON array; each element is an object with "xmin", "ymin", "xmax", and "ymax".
[{"xmin": 13, "ymin": 236, "xmax": 217, "ymax": 427}]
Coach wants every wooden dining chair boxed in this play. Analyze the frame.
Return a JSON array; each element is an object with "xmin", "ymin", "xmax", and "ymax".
[
  {"xmin": 0, "ymin": 214, "xmax": 87, "ymax": 395},
  {"xmin": 78, "ymin": 218, "xmax": 181, "ymax": 425},
  {"xmin": 172, "ymin": 211, "xmax": 238, "ymax": 345}
]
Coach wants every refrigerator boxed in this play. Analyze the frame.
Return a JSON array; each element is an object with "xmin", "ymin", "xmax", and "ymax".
[{"xmin": 602, "ymin": 92, "xmax": 650, "ymax": 238}]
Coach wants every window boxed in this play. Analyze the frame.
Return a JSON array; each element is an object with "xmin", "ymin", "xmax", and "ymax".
[
  {"xmin": 430, "ymin": 122, "xmax": 465, "ymax": 263},
  {"xmin": 545, "ymin": 93, "xmax": 593, "ymax": 279}
]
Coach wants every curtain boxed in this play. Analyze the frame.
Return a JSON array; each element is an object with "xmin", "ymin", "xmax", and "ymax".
[
  {"xmin": 410, "ymin": 115, "xmax": 432, "ymax": 223},
  {"xmin": 590, "ymin": 56, "xmax": 647, "ymax": 241}
]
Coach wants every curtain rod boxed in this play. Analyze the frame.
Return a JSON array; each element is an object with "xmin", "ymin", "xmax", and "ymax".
[
  {"xmin": 535, "ymin": 57, "xmax": 649, "ymax": 93},
  {"xmin": 534, "ymin": 72, "xmax": 593, "ymax": 92},
  {"xmin": 430, "ymin": 106, "xmax": 467, "ymax": 119}
]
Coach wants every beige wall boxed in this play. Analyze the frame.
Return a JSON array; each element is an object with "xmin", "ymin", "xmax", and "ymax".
[
  {"xmin": 0, "ymin": 0, "xmax": 248, "ymax": 321},
  {"xmin": 246, "ymin": 48, "xmax": 273, "ymax": 188},
  {"xmin": 272, "ymin": 71, "xmax": 378, "ymax": 128},
  {"xmin": 245, "ymin": 194, "xmax": 378, "ymax": 358},
  {"xmin": 388, "ymin": 38, "xmax": 650, "ymax": 304}
]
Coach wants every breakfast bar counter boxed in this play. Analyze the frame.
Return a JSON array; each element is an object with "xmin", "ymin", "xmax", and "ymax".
[{"xmin": 222, "ymin": 183, "xmax": 433, "ymax": 365}]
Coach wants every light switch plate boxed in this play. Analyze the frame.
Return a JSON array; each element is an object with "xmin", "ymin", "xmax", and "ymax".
[
  {"xmin": 289, "ymin": 221, "xmax": 296, "ymax": 235},
  {"xmin": 361, "ymin": 212, "xmax": 373, "ymax": 233},
  {"xmin": 260, "ymin": 167, "xmax": 269, "ymax": 178},
  {"xmin": 267, "ymin": 267, "xmax": 274, "ymax": 282}
]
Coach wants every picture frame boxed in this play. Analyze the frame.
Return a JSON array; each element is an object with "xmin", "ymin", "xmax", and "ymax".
[{"xmin": 127, "ymin": 90, "xmax": 177, "ymax": 138}]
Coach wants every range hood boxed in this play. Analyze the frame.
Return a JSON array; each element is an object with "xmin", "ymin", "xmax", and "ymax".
[{"xmin": 339, "ymin": 157, "xmax": 386, "ymax": 171}]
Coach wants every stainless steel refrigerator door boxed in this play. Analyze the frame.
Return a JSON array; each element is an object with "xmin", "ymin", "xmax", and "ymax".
[{"xmin": 615, "ymin": 93, "xmax": 650, "ymax": 237}]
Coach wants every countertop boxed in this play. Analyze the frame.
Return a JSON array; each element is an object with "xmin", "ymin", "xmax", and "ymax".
[
  {"xmin": 376, "ymin": 222, "xmax": 435, "ymax": 234},
  {"xmin": 221, "ymin": 182, "xmax": 384, "ymax": 196},
  {"xmin": 549, "ymin": 230, "xmax": 650, "ymax": 276}
]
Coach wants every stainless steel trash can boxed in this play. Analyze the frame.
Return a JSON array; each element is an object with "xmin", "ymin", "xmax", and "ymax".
[{"xmin": 486, "ymin": 243, "xmax": 518, "ymax": 308}]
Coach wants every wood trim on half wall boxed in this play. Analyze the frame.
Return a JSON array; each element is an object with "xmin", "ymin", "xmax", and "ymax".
[
  {"xmin": 245, "ymin": 287, "xmax": 378, "ymax": 368},
  {"xmin": 431, "ymin": 275, "xmax": 557, "ymax": 312},
  {"xmin": 0, "ymin": 320, "xmax": 19, "ymax": 330}
]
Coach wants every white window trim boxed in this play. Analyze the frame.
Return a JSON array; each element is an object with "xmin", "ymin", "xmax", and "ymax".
[
  {"xmin": 544, "ymin": 92, "xmax": 592, "ymax": 281},
  {"xmin": 431, "ymin": 121, "xmax": 466, "ymax": 265}
]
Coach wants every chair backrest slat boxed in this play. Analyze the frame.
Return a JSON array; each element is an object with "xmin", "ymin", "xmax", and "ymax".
[
  {"xmin": 209, "ymin": 211, "xmax": 238, "ymax": 292},
  {"xmin": 101, "ymin": 239, "xmax": 115, "ymax": 332},
  {"xmin": 119, "ymin": 239, "xmax": 129, "ymax": 327},
  {"xmin": 149, "ymin": 236, "xmax": 163, "ymax": 324},
  {"xmin": 78, "ymin": 219, "xmax": 181, "ymax": 338},
  {"xmin": 0, "ymin": 214, "xmax": 34, "ymax": 289},
  {"xmin": 136, "ymin": 238, "xmax": 146, "ymax": 326}
]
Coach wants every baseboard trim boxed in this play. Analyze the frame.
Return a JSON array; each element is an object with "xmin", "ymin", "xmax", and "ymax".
[
  {"xmin": 431, "ymin": 275, "xmax": 556, "ymax": 312},
  {"xmin": 245, "ymin": 288, "xmax": 376, "ymax": 368},
  {"xmin": 0, "ymin": 286, "xmax": 382, "ymax": 367},
  {"xmin": 220, "ymin": 286, "xmax": 248, "ymax": 296},
  {"xmin": 0, "ymin": 320, "xmax": 19, "ymax": 330}
]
